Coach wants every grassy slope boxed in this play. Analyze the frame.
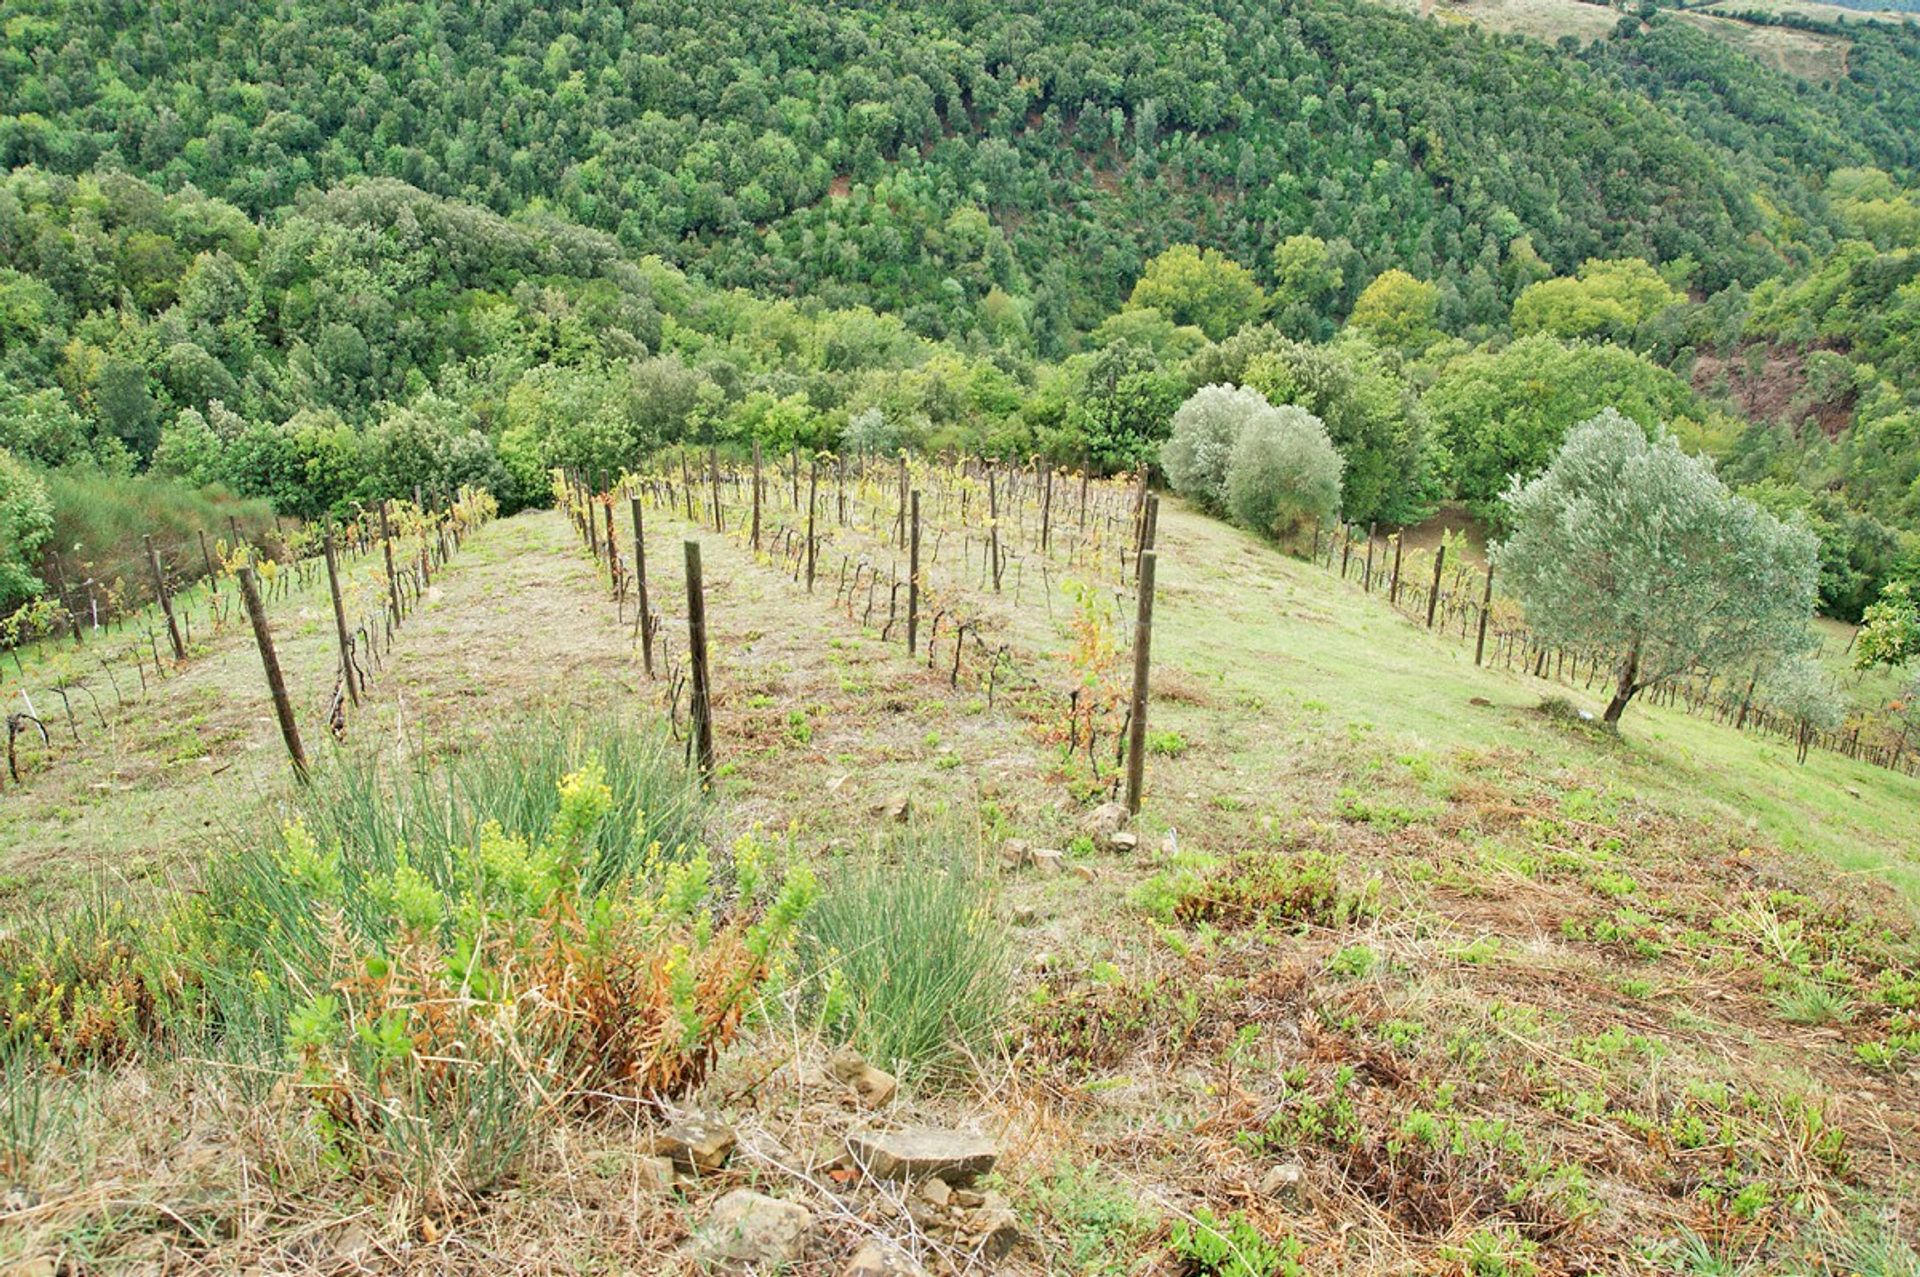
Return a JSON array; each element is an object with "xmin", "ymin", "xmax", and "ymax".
[{"xmin": 1144, "ymin": 499, "xmax": 1920, "ymax": 903}]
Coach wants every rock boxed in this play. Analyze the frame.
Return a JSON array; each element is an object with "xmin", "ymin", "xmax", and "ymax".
[
  {"xmin": 692, "ymin": 1190, "xmax": 814, "ymax": 1269},
  {"xmin": 841, "ymin": 1241, "xmax": 928, "ymax": 1277},
  {"xmin": 1010, "ymin": 904, "xmax": 1040, "ymax": 926},
  {"xmin": 1081, "ymin": 801, "xmax": 1129, "ymax": 839},
  {"xmin": 1257, "ymin": 1162, "xmax": 1305, "ymax": 1201},
  {"xmin": 1107, "ymin": 831, "xmax": 1138, "ymax": 853},
  {"xmin": 1000, "ymin": 839, "xmax": 1030, "ymax": 870},
  {"xmin": 1028, "ymin": 847, "xmax": 1064, "ymax": 875},
  {"xmin": 658, "ymin": 1118, "xmax": 737, "ymax": 1174},
  {"xmin": 634, "ymin": 1154, "xmax": 677, "ymax": 1192},
  {"xmin": 916, "ymin": 1177, "xmax": 953, "ymax": 1208},
  {"xmin": 951, "ymin": 1189, "xmax": 986, "ymax": 1209},
  {"xmin": 829, "ymin": 1046, "xmax": 900, "ymax": 1109},
  {"xmin": 846, "ymin": 1127, "xmax": 999, "ymax": 1185},
  {"xmin": 963, "ymin": 1192, "xmax": 1022, "ymax": 1263},
  {"xmin": 1847, "ymin": 785, "xmax": 1862, "ymax": 799},
  {"xmin": 1468, "ymin": 696, "xmax": 1493, "ymax": 707},
  {"xmin": 4, "ymin": 1259, "xmax": 55, "ymax": 1277},
  {"xmin": 1071, "ymin": 863, "xmax": 1097, "ymax": 883},
  {"xmin": 885, "ymin": 792, "xmax": 913, "ymax": 823}
]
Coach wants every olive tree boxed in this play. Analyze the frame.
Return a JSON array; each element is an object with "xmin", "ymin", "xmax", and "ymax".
[
  {"xmin": 1226, "ymin": 405, "xmax": 1343, "ymax": 540},
  {"xmin": 1762, "ymin": 654, "xmax": 1847, "ymax": 764},
  {"xmin": 1159, "ymin": 383, "xmax": 1272, "ymax": 514},
  {"xmin": 1496, "ymin": 410, "xmax": 1819, "ymax": 726}
]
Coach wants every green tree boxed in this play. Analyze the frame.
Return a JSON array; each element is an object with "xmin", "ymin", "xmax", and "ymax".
[
  {"xmin": 1854, "ymin": 581, "xmax": 1920, "ymax": 674},
  {"xmin": 1066, "ymin": 343, "xmax": 1184, "ymax": 474},
  {"xmin": 1125, "ymin": 245, "xmax": 1268, "ymax": 341},
  {"xmin": 1496, "ymin": 410, "xmax": 1819, "ymax": 725},
  {"xmin": 1347, "ymin": 270, "xmax": 1438, "ymax": 350},
  {"xmin": 1425, "ymin": 334, "xmax": 1704, "ymax": 525},
  {"xmin": 1763, "ymin": 654, "xmax": 1847, "ymax": 765},
  {"xmin": 1511, "ymin": 258, "xmax": 1684, "ymax": 344},
  {"xmin": 1160, "ymin": 384, "xmax": 1273, "ymax": 514},
  {"xmin": 0, "ymin": 446, "xmax": 55, "ymax": 613},
  {"xmin": 1242, "ymin": 334, "xmax": 1437, "ymax": 526},
  {"xmin": 1226, "ymin": 404, "xmax": 1344, "ymax": 540}
]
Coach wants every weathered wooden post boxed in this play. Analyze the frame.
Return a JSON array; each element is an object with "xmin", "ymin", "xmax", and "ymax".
[
  {"xmin": 1426, "ymin": 544, "xmax": 1446, "ymax": 629},
  {"xmin": 322, "ymin": 527, "xmax": 359, "ymax": 706},
  {"xmin": 145, "ymin": 535, "xmax": 186, "ymax": 662},
  {"xmin": 1125, "ymin": 545, "xmax": 1159, "ymax": 816},
  {"xmin": 1040, "ymin": 465, "xmax": 1053, "ymax": 554},
  {"xmin": 806, "ymin": 455, "xmax": 819, "ymax": 592},
  {"xmin": 1339, "ymin": 525, "xmax": 1353, "ymax": 580},
  {"xmin": 1474, "ymin": 559, "xmax": 1494, "ymax": 667},
  {"xmin": 751, "ymin": 440, "xmax": 763, "ymax": 552},
  {"xmin": 631, "ymin": 496, "xmax": 655, "ymax": 676},
  {"xmin": 1362, "ymin": 522, "xmax": 1376, "ymax": 593},
  {"xmin": 896, "ymin": 452, "xmax": 910, "ymax": 548},
  {"xmin": 908, "ymin": 489, "xmax": 922, "ymax": 654},
  {"xmin": 709, "ymin": 446, "xmax": 724, "ymax": 532},
  {"xmin": 1388, "ymin": 533, "xmax": 1403, "ymax": 606},
  {"xmin": 684, "ymin": 539, "xmax": 716, "ymax": 783},
  {"xmin": 988, "ymin": 465, "xmax": 1003, "ymax": 592},
  {"xmin": 379, "ymin": 501, "xmax": 403, "ymax": 623},
  {"xmin": 199, "ymin": 529, "xmax": 219, "ymax": 595},
  {"xmin": 238, "ymin": 565, "xmax": 308, "ymax": 784}
]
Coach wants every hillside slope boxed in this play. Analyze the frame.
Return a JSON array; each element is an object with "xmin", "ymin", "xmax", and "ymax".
[{"xmin": 6, "ymin": 0, "xmax": 1917, "ymax": 343}]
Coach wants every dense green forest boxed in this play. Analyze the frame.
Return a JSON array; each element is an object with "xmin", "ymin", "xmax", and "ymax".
[{"xmin": 2, "ymin": 0, "xmax": 1919, "ymax": 624}]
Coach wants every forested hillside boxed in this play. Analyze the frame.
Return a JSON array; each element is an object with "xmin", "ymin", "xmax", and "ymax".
[
  {"xmin": 2, "ymin": 0, "xmax": 1919, "ymax": 626},
  {"xmin": 4, "ymin": 0, "xmax": 1916, "ymax": 340}
]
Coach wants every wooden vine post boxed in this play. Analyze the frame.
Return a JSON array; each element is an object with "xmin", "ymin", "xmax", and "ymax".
[
  {"xmin": 631, "ymin": 495, "xmax": 655, "ymax": 676},
  {"xmin": 144, "ymin": 534, "xmax": 186, "ymax": 662},
  {"xmin": 1040, "ymin": 464, "xmax": 1053, "ymax": 554},
  {"xmin": 199, "ymin": 529, "xmax": 219, "ymax": 595},
  {"xmin": 1388, "ymin": 533, "xmax": 1403, "ymax": 606},
  {"xmin": 1362, "ymin": 522, "xmax": 1376, "ymax": 593},
  {"xmin": 322, "ymin": 526, "xmax": 359, "ymax": 706},
  {"xmin": 1426, "ymin": 543, "xmax": 1446, "ymax": 629},
  {"xmin": 751, "ymin": 440, "xmax": 763, "ymax": 552},
  {"xmin": 379, "ymin": 501, "xmax": 403, "ymax": 623},
  {"xmin": 709, "ymin": 446, "xmax": 724, "ymax": 532},
  {"xmin": 238, "ymin": 564, "xmax": 308, "ymax": 784},
  {"xmin": 1474, "ymin": 559, "xmax": 1494, "ymax": 667},
  {"xmin": 988, "ymin": 465, "xmax": 1002, "ymax": 592},
  {"xmin": 908, "ymin": 489, "xmax": 922, "ymax": 654},
  {"xmin": 806, "ymin": 455, "xmax": 819, "ymax": 592},
  {"xmin": 683, "ymin": 539, "xmax": 716, "ymax": 783},
  {"xmin": 1126, "ymin": 537, "xmax": 1160, "ymax": 815}
]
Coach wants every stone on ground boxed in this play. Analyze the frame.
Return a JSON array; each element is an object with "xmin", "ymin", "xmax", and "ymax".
[
  {"xmin": 658, "ymin": 1117, "xmax": 737, "ymax": 1174},
  {"xmin": 846, "ymin": 1127, "xmax": 999, "ymax": 1185},
  {"xmin": 692, "ymin": 1189, "xmax": 814, "ymax": 1269}
]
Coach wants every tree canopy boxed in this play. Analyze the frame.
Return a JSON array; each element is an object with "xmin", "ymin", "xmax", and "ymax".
[{"xmin": 1496, "ymin": 410, "xmax": 1819, "ymax": 725}]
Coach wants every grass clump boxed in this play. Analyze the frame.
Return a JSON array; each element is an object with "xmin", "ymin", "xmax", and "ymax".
[{"xmin": 803, "ymin": 830, "xmax": 1014, "ymax": 1081}]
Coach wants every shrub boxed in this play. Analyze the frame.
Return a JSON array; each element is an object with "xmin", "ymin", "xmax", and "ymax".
[
  {"xmin": 1160, "ymin": 384, "xmax": 1272, "ymax": 513},
  {"xmin": 0, "ymin": 447, "xmax": 53, "ymax": 613},
  {"xmin": 803, "ymin": 831, "xmax": 1014, "ymax": 1080},
  {"xmin": 1225, "ymin": 404, "xmax": 1343, "ymax": 539}
]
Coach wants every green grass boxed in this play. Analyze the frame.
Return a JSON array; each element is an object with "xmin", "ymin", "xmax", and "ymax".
[
  {"xmin": 1144, "ymin": 500, "xmax": 1920, "ymax": 905},
  {"xmin": 802, "ymin": 827, "xmax": 1015, "ymax": 1080}
]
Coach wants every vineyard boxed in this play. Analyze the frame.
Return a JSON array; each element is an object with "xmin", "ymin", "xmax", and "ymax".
[
  {"xmin": 1, "ymin": 490, "xmax": 497, "ymax": 793},
  {"xmin": 554, "ymin": 450, "xmax": 1171, "ymax": 809},
  {"xmin": 3, "ymin": 466, "xmax": 1919, "ymax": 1273}
]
